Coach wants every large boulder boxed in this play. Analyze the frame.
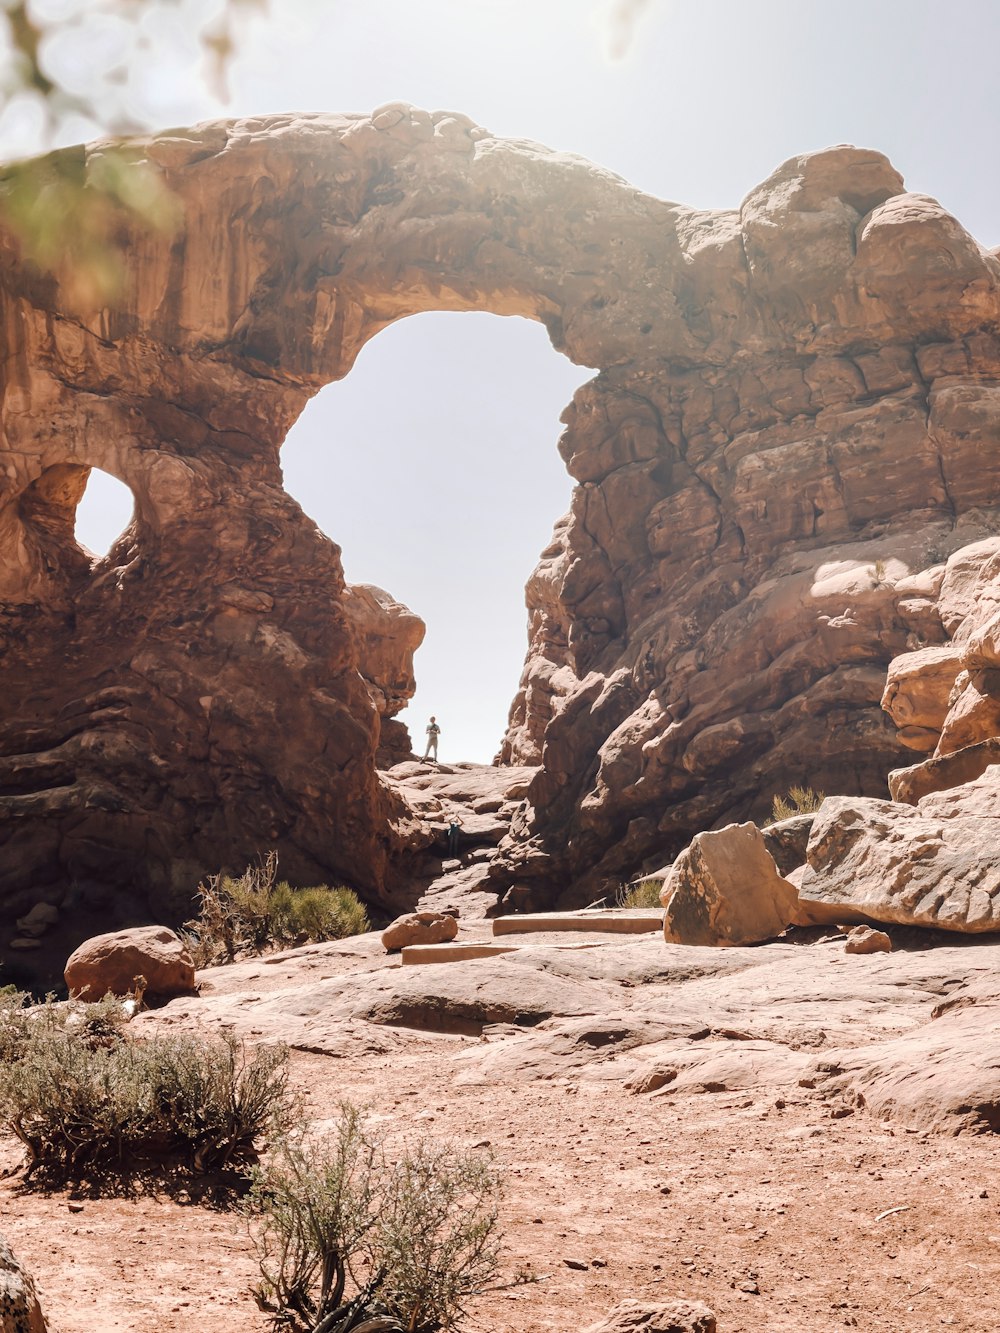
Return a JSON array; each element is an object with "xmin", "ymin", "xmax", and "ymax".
[
  {"xmin": 64, "ymin": 925, "xmax": 196, "ymax": 1000},
  {"xmin": 844, "ymin": 924, "xmax": 892, "ymax": 954},
  {"xmin": 798, "ymin": 787, "xmax": 1000, "ymax": 932},
  {"xmin": 381, "ymin": 911, "xmax": 458, "ymax": 953},
  {"xmin": 660, "ymin": 822, "xmax": 798, "ymax": 947},
  {"xmin": 0, "ymin": 1236, "xmax": 48, "ymax": 1333},
  {"xmin": 581, "ymin": 1299, "xmax": 716, "ymax": 1333}
]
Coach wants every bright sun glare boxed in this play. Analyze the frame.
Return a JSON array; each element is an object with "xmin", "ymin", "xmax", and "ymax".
[{"xmin": 74, "ymin": 470, "xmax": 134, "ymax": 557}]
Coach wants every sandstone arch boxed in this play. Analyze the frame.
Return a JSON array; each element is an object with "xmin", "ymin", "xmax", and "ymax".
[{"xmin": 4, "ymin": 108, "xmax": 1000, "ymax": 976}]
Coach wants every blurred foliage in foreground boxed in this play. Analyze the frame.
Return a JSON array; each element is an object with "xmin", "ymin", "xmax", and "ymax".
[
  {"xmin": 0, "ymin": 0, "xmax": 263, "ymax": 303},
  {"xmin": 0, "ymin": 140, "xmax": 180, "ymax": 305},
  {"xmin": 0, "ymin": 0, "xmax": 655, "ymax": 306}
]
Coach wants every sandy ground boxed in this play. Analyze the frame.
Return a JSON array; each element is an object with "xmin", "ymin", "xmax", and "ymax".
[{"xmin": 2, "ymin": 929, "xmax": 999, "ymax": 1333}]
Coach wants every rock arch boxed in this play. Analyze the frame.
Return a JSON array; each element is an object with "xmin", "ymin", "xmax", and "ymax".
[{"xmin": 3, "ymin": 108, "xmax": 1000, "ymax": 973}]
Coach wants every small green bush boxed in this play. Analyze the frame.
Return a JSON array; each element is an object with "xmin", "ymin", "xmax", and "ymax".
[
  {"xmin": 768, "ymin": 785, "xmax": 825, "ymax": 825},
  {"xmin": 0, "ymin": 994, "xmax": 293, "ymax": 1192},
  {"xmin": 271, "ymin": 884, "xmax": 371, "ymax": 946},
  {"xmin": 615, "ymin": 879, "xmax": 663, "ymax": 909},
  {"xmin": 249, "ymin": 1104, "xmax": 503, "ymax": 1333},
  {"xmin": 184, "ymin": 853, "xmax": 370, "ymax": 967},
  {"xmin": 869, "ymin": 557, "xmax": 888, "ymax": 586},
  {"xmin": 0, "ymin": 989, "xmax": 133, "ymax": 1064},
  {"xmin": 374, "ymin": 1139, "xmax": 503, "ymax": 1333}
]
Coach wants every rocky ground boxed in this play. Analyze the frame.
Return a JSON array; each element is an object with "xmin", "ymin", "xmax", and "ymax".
[{"xmin": 2, "ymin": 915, "xmax": 999, "ymax": 1333}]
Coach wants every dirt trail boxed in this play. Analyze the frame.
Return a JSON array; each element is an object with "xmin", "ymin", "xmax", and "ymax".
[{"xmin": 3, "ymin": 928, "xmax": 999, "ymax": 1332}]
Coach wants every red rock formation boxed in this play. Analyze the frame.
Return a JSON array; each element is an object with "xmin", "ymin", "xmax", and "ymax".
[
  {"xmin": 3, "ymin": 109, "xmax": 1000, "ymax": 972},
  {"xmin": 343, "ymin": 583, "xmax": 424, "ymax": 765},
  {"xmin": 500, "ymin": 151, "xmax": 1000, "ymax": 902},
  {"xmin": 885, "ymin": 534, "xmax": 1000, "ymax": 802},
  {"xmin": 64, "ymin": 925, "xmax": 196, "ymax": 1000}
]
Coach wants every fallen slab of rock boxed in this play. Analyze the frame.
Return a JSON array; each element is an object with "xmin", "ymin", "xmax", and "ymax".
[
  {"xmin": 798, "ymin": 793, "xmax": 1000, "ymax": 932},
  {"xmin": 493, "ymin": 910, "xmax": 661, "ymax": 936},
  {"xmin": 64, "ymin": 925, "xmax": 196, "ymax": 1000},
  {"xmin": 661, "ymin": 822, "xmax": 799, "ymax": 946},
  {"xmin": 0, "ymin": 1234, "xmax": 48, "ymax": 1333}
]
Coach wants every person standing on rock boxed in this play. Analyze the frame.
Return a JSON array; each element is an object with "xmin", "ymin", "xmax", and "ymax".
[
  {"xmin": 422, "ymin": 715, "xmax": 441, "ymax": 762},
  {"xmin": 447, "ymin": 817, "xmax": 462, "ymax": 859}
]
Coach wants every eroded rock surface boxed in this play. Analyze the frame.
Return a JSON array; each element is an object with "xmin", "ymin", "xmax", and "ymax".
[
  {"xmin": 141, "ymin": 927, "xmax": 1000, "ymax": 1136},
  {"xmin": 343, "ymin": 584, "xmax": 425, "ymax": 765},
  {"xmin": 581, "ymin": 1299, "xmax": 717, "ymax": 1333},
  {"xmin": 0, "ymin": 1235, "xmax": 47, "ymax": 1333},
  {"xmin": 5, "ymin": 112, "xmax": 1000, "ymax": 970},
  {"xmin": 660, "ymin": 823, "xmax": 798, "ymax": 947},
  {"xmin": 64, "ymin": 925, "xmax": 196, "ymax": 1000}
]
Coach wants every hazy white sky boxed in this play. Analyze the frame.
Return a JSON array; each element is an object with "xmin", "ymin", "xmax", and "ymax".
[{"xmin": 67, "ymin": 0, "xmax": 1000, "ymax": 761}]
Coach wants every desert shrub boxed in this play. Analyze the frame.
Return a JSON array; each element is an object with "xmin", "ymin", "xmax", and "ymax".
[
  {"xmin": 184, "ymin": 853, "xmax": 370, "ymax": 966},
  {"xmin": 615, "ymin": 879, "xmax": 663, "ymax": 909},
  {"xmin": 0, "ymin": 989, "xmax": 131, "ymax": 1063},
  {"xmin": 0, "ymin": 995, "xmax": 293, "ymax": 1191},
  {"xmin": 270, "ymin": 884, "xmax": 370, "ymax": 947},
  {"xmin": 0, "ymin": 987, "xmax": 33, "ymax": 1062},
  {"xmin": 768, "ymin": 785, "xmax": 825, "ymax": 824},
  {"xmin": 374, "ymin": 1139, "xmax": 503, "ymax": 1333},
  {"xmin": 249, "ymin": 1104, "xmax": 503, "ymax": 1333},
  {"xmin": 869, "ymin": 557, "xmax": 888, "ymax": 586},
  {"xmin": 249, "ymin": 1106, "xmax": 380, "ymax": 1327}
]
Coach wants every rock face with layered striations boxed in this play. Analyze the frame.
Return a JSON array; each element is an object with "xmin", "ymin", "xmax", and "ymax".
[
  {"xmin": 343, "ymin": 583, "xmax": 425, "ymax": 765},
  {"xmin": 885, "ymin": 535, "xmax": 1000, "ymax": 803},
  {"xmin": 4, "ymin": 109, "xmax": 1000, "ymax": 979},
  {"xmin": 799, "ymin": 524, "xmax": 1000, "ymax": 932}
]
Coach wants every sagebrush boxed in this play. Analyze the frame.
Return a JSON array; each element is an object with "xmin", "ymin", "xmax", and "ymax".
[
  {"xmin": 249, "ymin": 1103, "xmax": 503, "ymax": 1333},
  {"xmin": 768, "ymin": 785, "xmax": 825, "ymax": 824},
  {"xmin": 184, "ymin": 852, "xmax": 369, "ymax": 966},
  {"xmin": 615, "ymin": 879, "xmax": 663, "ymax": 909},
  {"xmin": 0, "ymin": 990, "xmax": 293, "ymax": 1191}
]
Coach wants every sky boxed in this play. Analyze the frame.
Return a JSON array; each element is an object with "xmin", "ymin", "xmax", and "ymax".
[{"xmin": 52, "ymin": 0, "xmax": 1000, "ymax": 761}]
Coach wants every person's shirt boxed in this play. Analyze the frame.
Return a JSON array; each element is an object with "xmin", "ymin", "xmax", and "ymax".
[{"xmin": 427, "ymin": 722, "xmax": 440, "ymax": 735}]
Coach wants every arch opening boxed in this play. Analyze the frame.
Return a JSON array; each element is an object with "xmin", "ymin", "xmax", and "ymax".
[
  {"xmin": 281, "ymin": 310, "xmax": 593, "ymax": 765},
  {"xmin": 74, "ymin": 469, "xmax": 136, "ymax": 559}
]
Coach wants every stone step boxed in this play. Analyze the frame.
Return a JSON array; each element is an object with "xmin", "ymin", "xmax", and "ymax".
[
  {"xmin": 492, "ymin": 909, "xmax": 662, "ymax": 936},
  {"xmin": 401, "ymin": 941, "xmax": 519, "ymax": 965}
]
